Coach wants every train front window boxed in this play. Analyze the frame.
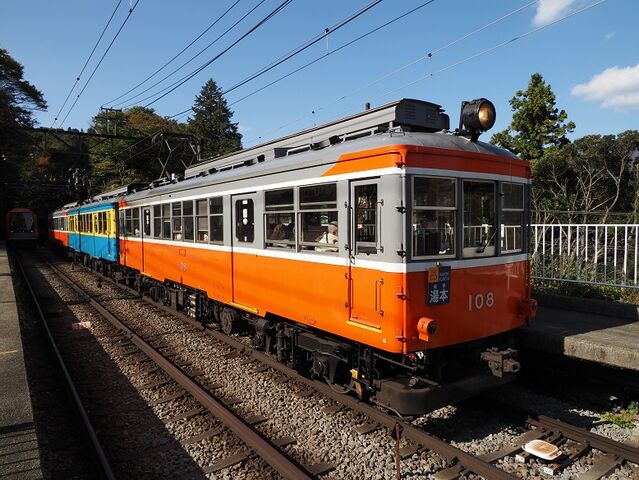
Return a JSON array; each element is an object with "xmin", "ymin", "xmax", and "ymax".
[
  {"xmin": 463, "ymin": 180, "xmax": 496, "ymax": 257},
  {"xmin": 501, "ymin": 183, "xmax": 524, "ymax": 253},
  {"xmin": 412, "ymin": 177, "xmax": 456, "ymax": 258}
]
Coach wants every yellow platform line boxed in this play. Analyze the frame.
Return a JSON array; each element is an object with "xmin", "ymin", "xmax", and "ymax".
[{"xmin": 0, "ymin": 349, "xmax": 20, "ymax": 356}]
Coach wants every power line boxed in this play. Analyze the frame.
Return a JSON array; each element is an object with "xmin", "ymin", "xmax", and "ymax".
[
  {"xmin": 226, "ymin": 0, "xmax": 434, "ymax": 107},
  {"xmin": 242, "ymin": 0, "xmax": 535, "ymax": 145},
  {"xmin": 370, "ymin": 0, "xmax": 609, "ymax": 104},
  {"xmin": 109, "ymin": 0, "xmax": 270, "ymax": 108},
  {"xmin": 141, "ymin": 0, "xmax": 294, "ymax": 109},
  {"xmin": 58, "ymin": 0, "xmax": 142, "ymax": 128},
  {"xmin": 103, "ymin": 0, "xmax": 243, "ymax": 106},
  {"xmin": 168, "ymin": 0, "xmax": 387, "ymax": 120},
  {"xmin": 51, "ymin": 0, "xmax": 124, "ymax": 127}
]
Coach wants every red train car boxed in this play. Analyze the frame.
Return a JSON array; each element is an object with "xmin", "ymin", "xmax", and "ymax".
[{"xmin": 6, "ymin": 208, "xmax": 38, "ymax": 243}]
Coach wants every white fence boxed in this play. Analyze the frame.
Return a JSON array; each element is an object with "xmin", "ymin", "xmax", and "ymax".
[{"xmin": 531, "ymin": 224, "xmax": 639, "ymax": 289}]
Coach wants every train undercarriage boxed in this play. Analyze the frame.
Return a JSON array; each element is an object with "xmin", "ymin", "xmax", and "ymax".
[{"xmin": 72, "ymin": 251, "xmax": 521, "ymax": 416}]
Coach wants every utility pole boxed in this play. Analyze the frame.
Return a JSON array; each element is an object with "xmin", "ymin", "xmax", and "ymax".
[{"xmin": 100, "ymin": 107, "xmax": 123, "ymax": 136}]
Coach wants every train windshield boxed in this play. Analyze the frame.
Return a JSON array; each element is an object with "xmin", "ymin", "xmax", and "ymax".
[
  {"xmin": 462, "ymin": 181, "xmax": 496, "ymax": 257},
  {"xmin": 10, "ymin": 212, "xmax": 34, "ymax": 232},
  {"xmin": 411, "ymin": 176, "xmax": 526, "ymax": 261}
]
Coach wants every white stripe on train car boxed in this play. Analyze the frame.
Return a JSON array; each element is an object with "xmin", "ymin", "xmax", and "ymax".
[{"xmin": 120, "ymin": 236, "xmax": 529, "ymax": 274}]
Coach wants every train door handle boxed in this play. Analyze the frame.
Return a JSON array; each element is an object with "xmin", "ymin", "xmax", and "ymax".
[
  {"xmin": 377, "ymin": 199, "xmax": 384, "ymax": 253},
  {"xmin": 375, "ymin": 278, "xmax": 384, "ymax": 316}
]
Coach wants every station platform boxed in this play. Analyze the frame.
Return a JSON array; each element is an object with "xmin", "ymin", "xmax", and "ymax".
[
  {"xmin": 519, "ymin": 292, "xmax": 639, "ymax": 372},
  {"xmin": 0, "ymin": 242, "xmax": 42, "ymax": 478}
]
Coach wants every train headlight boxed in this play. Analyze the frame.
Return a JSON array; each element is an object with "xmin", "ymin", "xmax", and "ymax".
[{"xmin": 458, "ymin": 98, "xmax": 496, "ymax": 142}]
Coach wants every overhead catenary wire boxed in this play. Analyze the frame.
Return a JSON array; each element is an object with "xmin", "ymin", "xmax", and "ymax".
[
  {"xmin": 58, "ymin": 0, "xmax": 142, "ymax": 128},
  {"xmin": 369, "ymin": 0, "xmax": 609, "ymax": 104},
  {"xmin": 140, "ymin": 0, "xmax": 294, "ymax": 109},
  {"xmin": 111, "ymin": 0, "xmax": 286, "ymax": 109},
  {"xmin": 168, "ymin": 0, "xmax": 388, "ymax": 120},
  {"xmin": 244, "ymin": 0, "xmax": 606, "ymax": 147},
  {"xmin": 242, "ymin": 0, "xmax": 537, "ymax": 145},
  {"xmin": 110, "ymin": 0, "xmax": 270, "ymax": 108},
  {"xmin": 103, "ymin": 0, "xmax": 244, "ymax": 107},
  {"xmin": 51, "ymin": 0, "xmax": 124, "ymax": 127}
]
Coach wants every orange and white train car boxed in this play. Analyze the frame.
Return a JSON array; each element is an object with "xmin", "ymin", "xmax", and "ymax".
[{"xmin": 56, "ymin": 99, "xmax": 537, "ymax": 414}]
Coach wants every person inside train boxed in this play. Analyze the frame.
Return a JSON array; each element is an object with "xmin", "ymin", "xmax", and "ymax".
[{"xmin": 315, "ymin": 221, "xmax": 338, "ymax": 252}]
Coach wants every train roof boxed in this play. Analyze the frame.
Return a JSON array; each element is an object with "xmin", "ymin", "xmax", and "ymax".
[
  {"xmin": 53, "ymin": 98, "xmax": 520, "ymax": 210},
  {"xmin": 7, "ymin": 207, "xmax": 36, "ymax": 214}
]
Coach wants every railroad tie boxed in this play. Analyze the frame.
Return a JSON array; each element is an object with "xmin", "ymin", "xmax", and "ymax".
[
  {"xmin": 162, "ymin": 407, "xmax": 204, "ymax": 425},
  {"xmin": 354, "ymin": 423, "xmax": 381, "ymax": 435},
  {"xmin": 138, "ymin": 378, "xmax": 172, "ymax": 391},
  {"xmin": 180, "ymin": 427, "xmax": 224, "ymax": 446},
  {"xmin": 579, "ymin": 453, "xmax": 623, "ymax": 480},
  {"xmin": 305, "ymin": 461, "xmax": 335, "ymax": 476},
  {"xmin": 148, "ymin": 391, "xmax": 187, "ymax": 406},
  {"xmin": 203, "ymin": 451, "xmax": 253, "ymax": 474}
]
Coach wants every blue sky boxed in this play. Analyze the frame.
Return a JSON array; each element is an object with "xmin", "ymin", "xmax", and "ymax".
[{"xmin": 2, "ymin": 0, "xmax": 637, "ymax": 147}]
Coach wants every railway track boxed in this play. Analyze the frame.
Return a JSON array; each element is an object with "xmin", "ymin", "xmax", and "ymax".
[
  {"xmin": 14, "ymin": 253, "xmax": 115, "ymax": 480},
  {"xmin": 29, "ymin": 247, "xmax": 639, "ymax": 479},
  {"xmin": 17, "ymin": 250, "xmax": 312, "ymax": 479}
]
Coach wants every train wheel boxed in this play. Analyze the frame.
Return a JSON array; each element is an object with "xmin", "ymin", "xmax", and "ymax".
[{"xmin": 220, "ymin": 308, "xmax": 241, "ymax": 335}]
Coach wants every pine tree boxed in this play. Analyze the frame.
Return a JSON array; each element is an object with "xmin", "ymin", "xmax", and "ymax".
[
  {"xmin": 491, "ymin": 73, "xmax": 575, "ymax": 161},
  {"xmin": 188, "ymin": 79, "xmax": 242, "ymax": 159}
]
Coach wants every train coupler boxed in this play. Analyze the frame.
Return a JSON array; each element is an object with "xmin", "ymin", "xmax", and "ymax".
[{"xmin": 480, "ymin": 348, "xmax": 520, "ymax": 378}]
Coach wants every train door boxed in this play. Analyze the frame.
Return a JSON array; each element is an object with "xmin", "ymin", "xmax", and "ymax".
[
  {"xmin": 91, "ymin": 212, "xmax": 98, "ymax": 257},
  {"xmin": 119, "ymin": 210, "xmax": 128, "ymax": 266},
  {"xmin": 141, "ymin": 207, "xmax": 151, "ymax": 272},
  {"xmin": 347, "ymin": 179, "xmax": 385, "ymax": 329},
  {"xmin": 230, "ymin": 193, "xmax": 260, "ymax": 311}
]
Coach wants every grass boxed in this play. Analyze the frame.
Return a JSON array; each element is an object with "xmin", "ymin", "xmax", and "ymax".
[
  {"xmin": 532, "ymin": 279, "xmax": 639, "ymax": 304},
  {"xmin": 602, "ymin": 401, "xmax": 639, "ymax": 429}
]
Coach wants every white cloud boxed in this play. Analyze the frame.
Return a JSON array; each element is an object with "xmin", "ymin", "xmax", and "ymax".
[
  {"xmin": 605, "ymin": 31, "xmax": 616, "ymax": 40},
  {"xmin": 237, "ymin": 123, "xmax": 251, "ymax": 134},
  {"xmin": 533, "ymin": 0, "xmax": 575, "ymax": 26},
  {"xmin": 572, "ymin": 63, "xmax": 639, "ymax": 110}
]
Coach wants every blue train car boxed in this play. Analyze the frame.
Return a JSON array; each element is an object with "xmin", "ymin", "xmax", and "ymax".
[{"xmin": 69, "ymin": 202, "xmax": 119, "ymax": 262}]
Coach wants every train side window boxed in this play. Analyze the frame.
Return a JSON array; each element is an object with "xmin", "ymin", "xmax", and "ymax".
[
  {"xmin": 463, "ymin": 180, "xmax": 496, "ymax": 258},
  {"xmin": 209, "ymin": 197, "xmax": 223, "ymax": 244},
  {"xmin": 265, "ymin": 188, "xmax": 295, "ymax": 249},
  {"xmin": 299, "ymin": 183, "xmax": 338, "ymax": 253},
  {"xmin": 183, "ymin": 200, "xmax": 194, "ymax": 241},
  {"xmin": 153, "ymin": 205, "xmax": 161, "ymax": 238},
  {"xmin": 124, "ymin": 209, "xmax": 133, "ymax": 236},
  {"xmin": 172, "ymin": 202, "xmax": 182, "ymax": 240},
  {"xmin": 501, "ymin": 183, "xmax": 524, "ymax": 253},
  {"xmin": 235, "ymin": 199, "xmax": 254, "ymax": 243},
  {"xmin": 412, "ymin": 177, "xmax": 456, "ymax": 259},
  {"xmin": 162, "ymin": 204, "xmax": 171, "ymax": 239},
  {"xmin": 196, "ymin": 199, "xmax": 208, "ymax": 242},
  {"xmin": 132, "ymin": 208, "xmax": 140, "ymax": 236}
]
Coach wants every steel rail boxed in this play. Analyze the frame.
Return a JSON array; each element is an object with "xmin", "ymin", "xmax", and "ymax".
[
  {"xmin": 44, "ymin": 259, "xmax": 312, "ymax": 480},
  {"xmin": 14, "ymin": 254, "xmax": 116, "ymax": 480},
  {"xmin": 102, "ymin": 273, "xmax": 517, "ymax": 480},
  {"xmin": 528, "ymin": 416, "xmax": 639, "ymax": 464}
]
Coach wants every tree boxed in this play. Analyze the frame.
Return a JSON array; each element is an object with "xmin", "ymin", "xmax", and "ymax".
[
  {"xmin": 532, "ymin": 131, "xmax": 639, "ymax": 223},
  {"xmin": 0, "ymin": 48, "xmax": 50, "ymax": 233},
  {"xmin": 491, "ymin": 73, "xmax": 575, "ymax": 161},
  {"xmin": 188, "ymin": 79, "xmax": 241, "ymax": 159},
  {"xmin": 88, "ymin": 106, "xmax": 191, "ymax": 190}
]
